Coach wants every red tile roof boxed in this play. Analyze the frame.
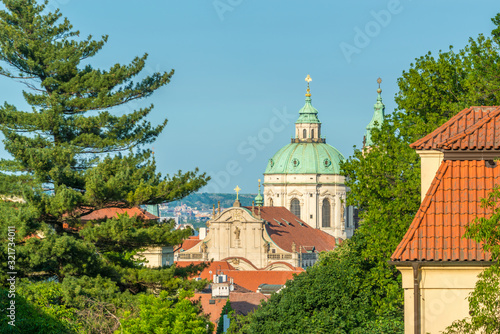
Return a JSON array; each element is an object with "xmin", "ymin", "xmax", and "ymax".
[
  {"xmin": 179, "ymin": 236, "xmax": 202, "ymax": 251},
  {"xmin": 175, "ymin": 261, "xmax": 303, "ymax": 291},
  {"xmin": 193, "ymin": 293, "xmax": 226, "ymax": 326},
  {"xmin": 229, "ymin": 292, "xmax": 269, "ymax": 315},
  {"xmin": 225, "ymin": 270, "xmax": 301, "ymax": 291},
  {"xmin": 246, "ymin": 206, "xmax": 337, "ymax": 253},
  {"xmin": 391, "ymin": 160, "xmax": 495, "ymax": 262},
  {"xmin": 175, "ymin": 260, "xmax": 235, "ymax": 275},
  {"xmin": 411, "ymin": 106, "xmax": 500, "ymax": 150},
  {"xmin": 80, "ymin": 207, "xmax": 158, "ymax": 222}
]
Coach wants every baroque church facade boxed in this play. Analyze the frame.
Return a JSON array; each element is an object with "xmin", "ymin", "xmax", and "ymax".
[
  {"xmin": 263, "ymin": 76, "xmax": 355, "ymax": 239},
  {"xmin": 174, "ymin": 76, "xmax": 385, "ymax": 271}
]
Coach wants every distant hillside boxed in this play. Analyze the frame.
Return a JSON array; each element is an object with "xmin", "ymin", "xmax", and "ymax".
[{"xmin": 168, "ymin": 193, "xmax": 257, "ymax": 210}]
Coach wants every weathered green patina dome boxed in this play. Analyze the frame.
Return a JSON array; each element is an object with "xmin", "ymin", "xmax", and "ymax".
[{"xmin": 265, "ymin": 142, "xmax": 345, "ymax": 174}]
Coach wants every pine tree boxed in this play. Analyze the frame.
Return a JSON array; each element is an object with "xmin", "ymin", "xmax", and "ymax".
[{"xmin": 0, "ymin": 0, "xmax": 209, "ymax": 299}]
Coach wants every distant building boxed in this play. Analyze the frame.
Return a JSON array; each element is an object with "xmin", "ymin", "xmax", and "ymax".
[
  {"xmin": 80, "ymin": 206, "xmax": 173, "ymax": 268},
  {"xmin": 175, "ymin": 199, "xmax": 339, "ymax": 270},
  {"xmin": 262, "ymin": 76, "xmax": 355, "ymax": 238}
]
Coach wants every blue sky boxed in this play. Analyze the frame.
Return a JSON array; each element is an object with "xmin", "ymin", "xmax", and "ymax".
[{"xmin": 0, "ymin": 0, "xmax": 499, "ymax": 194}]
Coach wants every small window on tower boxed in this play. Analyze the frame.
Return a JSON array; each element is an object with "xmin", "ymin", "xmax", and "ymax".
[
  {"xmin": 311, "ymin": 129, "xmax": 314, "ymax": 138},
  {"xmin": 303, "ymin": 129, "xmax": 307, "ymax": 138}
]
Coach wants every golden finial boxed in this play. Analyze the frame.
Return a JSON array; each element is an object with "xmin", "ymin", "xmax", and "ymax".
[
  {"xmin": 377, "ymin": 77, "xmax": 382, "ymax": 93},
  {"xmin": 212, "ymin": 204, "xmax": 216, "ymax": 218},
  {"xmin": 234, "ymin": 185, "xmax": 241, "ymax": 200},
  {"xmin": 305, "ymin": 74, "xmax": 312, "ymax": 97},
  {"xmin": 258, "ymin": 179, "xmax": 261, "ymax": 191}
]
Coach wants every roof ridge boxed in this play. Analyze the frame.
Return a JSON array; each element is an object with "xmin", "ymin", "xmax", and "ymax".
[
  {"xmin": 440, "ymin": 107, "xmax": 500, "ymax": 149},
  {"xmin": 410, "ymin": 108, "xmax": 472, "ymax": 149},
  {"xmin": 391, "ymin": 160, "xmax": 449, "ymax": 260}
]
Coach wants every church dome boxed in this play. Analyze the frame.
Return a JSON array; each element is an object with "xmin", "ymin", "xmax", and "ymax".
[
  {"xmin": 265, "ymin": 75, "xmax": 345, "ymax": 175},
  {"xmin": 265, "ymin": 142, "xmax": 344, "ymax": 175}
]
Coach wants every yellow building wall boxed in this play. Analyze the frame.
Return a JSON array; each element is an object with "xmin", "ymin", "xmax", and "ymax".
[{"xmin": 398, "ymin": 266, "xmax": 488, "ymax": 334}]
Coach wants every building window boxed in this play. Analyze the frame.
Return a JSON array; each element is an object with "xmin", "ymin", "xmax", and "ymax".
[
  {"xmin": 311, "ymin": 129, "xmax": 314, "ymax": 138},
  {"xmin": 291, "ymin": 198, "xmax": 300, "ymax": 218},
  {"xmin": 269, "ymin": 198, "xmax": 273, "ymax": 206},
  {"xmin": 322, "ymin": 199, "xmax": 331, "ymax": 227},
  {"xmin": 303, "ymin": 129, "xmax": 307, "ymax": 138}
]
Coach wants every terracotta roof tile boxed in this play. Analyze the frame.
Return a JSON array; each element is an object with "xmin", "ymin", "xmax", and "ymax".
[
  {"xmin": 244, "ymin": 206, "xmax": 337, "ymax": 253},
  {"xmin": 391, "ymin": 160, "xmax": 496, "ymax": 262},
  {"xmin": 174, "ymin": 261, "xmax": 302, "ymax": 291},
  {"xmin": 411, "ymin": 106, "xmax": 500, "ymax": 150},
  {"xmin": 80, "ymin": 207, "xmax": 158, "ymax": 221},
  {"xmin": 178, "ymin": 236, "xmax": 202, "ymax": 251}
]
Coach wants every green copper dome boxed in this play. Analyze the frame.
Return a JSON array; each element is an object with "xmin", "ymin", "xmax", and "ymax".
[
  {"xmin": 265, "ymin": 142, "xmax": 345, "ymax": 175},
  {"xmin": 296, "ymin": 97, "xmax": 321, "ymax": 124}
]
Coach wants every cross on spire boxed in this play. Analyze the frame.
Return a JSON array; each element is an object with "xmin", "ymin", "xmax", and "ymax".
[
  {"xmin": 305, "ymin": 74, "xmax": 312, "ymax": 97},
  {"xmin": 234, "ymin": 185, "xmax": 241, "ymax": 200}
]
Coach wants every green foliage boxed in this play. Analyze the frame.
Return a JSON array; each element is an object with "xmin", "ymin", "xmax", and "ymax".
[
  {"xmin": 444, "ymin": 178, "xmax": 500, "ymax": 332},
  {"xmin": 216, "ymin": 299, "xmax": 233, "ymax": 334},
  {"xmin": 118, "ymin": 289, "xmax": 213, "ymax": 334},
  {"xmin": 444, "ymin": 265, "xmax": 500, "ymax": 334},
  {"xmin": 0, "ymin": 1, "xmax": 211, "ymax": 333},
  {"xmin": 0, "ymin": 282, "xmax": 79, "ymax": 333},
  {"xmin": 228, "ymin": 239, "xmax": 403, "ymax": 334},
  {"xmin": 230, "ymin": 12, "xmax": 500, "ymax": 334}
]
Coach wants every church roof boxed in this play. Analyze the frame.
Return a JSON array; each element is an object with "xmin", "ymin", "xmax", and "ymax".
[
  {"xmin": 249, "ymin": 206, "xmax": 338, "ymax": 253},
  {"xmin": 391, "ymin": 159, "xmax": 493, "ymax": 262},
  {"xmin": 264, "ymin": 142, "xmax": 345, "ymax": 175},
  {"xmin": 410, "ymin": 106, "xmax": 500, "ymax": 150}
]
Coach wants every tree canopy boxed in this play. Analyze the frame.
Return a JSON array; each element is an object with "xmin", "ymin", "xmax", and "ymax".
[
  {"xmin": 0, "ymin": 0, "xmax": 210, "ymax": 332},
  {"xmin": 229, "ymin": 12, "xmax": 500, "ymax": 334}
]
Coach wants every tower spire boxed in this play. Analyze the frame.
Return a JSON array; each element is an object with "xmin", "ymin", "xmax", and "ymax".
[
  {"xmin": 255, "ymin": 179, "xmax": 264, "ymax": 207},
  {"xmin": 364, "ymin": 77, "xmax": 385, "ymax": 148}
]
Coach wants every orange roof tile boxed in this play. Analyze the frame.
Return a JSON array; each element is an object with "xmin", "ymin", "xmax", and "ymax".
[
  {"xmin": 174, "ymin": 261, "xmax": 303, "ymax": 291},
  {"xmin": 179, "ymin": 236, "xmax": 202, "ymax": 251},
  {"xmin": 391, "ymin": 160, "xmax": 495, "ymax": 262},
  {"xmin": 229, "ymin": 292, "xmax": 269, "ymax": 315},
  {"xmin": 244, "ymin": 206, "xmax": 337, "ymax": 253},
  {"xmin": 80, "ymin": 207, "xmax": 158, "ymax": 221},
  {"xmin": 411, "ymin": 106, "xmax": 500, "ymax": 150},
  {"xmin": 193, "ymin": 293, "xmax": 226, "ymax": 326},
  {"xmin": 225, "ymin": 270, "xmax": 301, "ymax": 291}
]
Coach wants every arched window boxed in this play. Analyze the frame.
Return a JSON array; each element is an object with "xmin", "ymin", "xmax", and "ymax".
[
  {"xmin": 269, "ymin": 198, "xmax": 274, "ymax": 207},
  {"xmin": 291, "ymin": 198, "xmax": 300, "ymax": 218},
  {"xmin": 322, "ymin": 199, "xmax": 331, "ymax": 227},
  {"xmin": 311, "ymin": 129, "xmax": 314, "ymax": 139},
  {"xmin": 303, "ymin": 129, "xmax": 307, "ymax": 139}
]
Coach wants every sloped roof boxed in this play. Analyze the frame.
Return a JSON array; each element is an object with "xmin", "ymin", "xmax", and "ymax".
[
  {"xmin": 80, "ymin": 207, "xmax": 158, "ymax": 221},
  {"xmin": 174, "ymin": 261, "xmax": 303, "ymax": 291},
  {"xmin": 391, "ymin": 160, "xmax": 495, "ymax": 262},
  {"xmin": 224, "ymin": 270, "xmax": 301, "ymax": 291},
  {"xmin": 178, "ymin": 236, "xmax": 202, "ymax": 251},
  {"xmin": 411, "ymin": 106, "xmax": 500, "ymax": 150},
  {"xmin": 247, "ymin": 206, "xmax": 338, "ymax": 253}
]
